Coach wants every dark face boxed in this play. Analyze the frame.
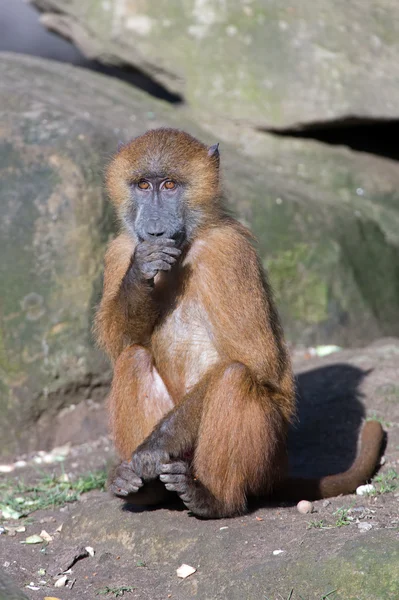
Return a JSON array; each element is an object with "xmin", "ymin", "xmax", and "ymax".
[{"xmin": 128, "ymin": 176, "xmax": 187, "ymax": 246}]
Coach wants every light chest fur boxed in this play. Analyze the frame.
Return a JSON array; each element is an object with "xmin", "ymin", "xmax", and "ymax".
[{"xmin": 151, "ymin": 243, "xmax": 219, "ymax": 401}]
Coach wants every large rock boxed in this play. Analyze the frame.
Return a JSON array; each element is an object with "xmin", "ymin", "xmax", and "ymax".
[
  {"xmin": 0, "ymin": 56, "xmax": 115, "ymax": 455},
  {"xmin": 31, "ymin": 0, "xmax": 399, "ymax": 128},
  {"xmin": 2, "ymin": 53, "xmax": 399, "ymax": 455}
]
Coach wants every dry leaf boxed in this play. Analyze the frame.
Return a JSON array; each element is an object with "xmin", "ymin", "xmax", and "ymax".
[
  {"xmin": 23, "ymin": 535, "xmax": 43, "ymax": 545},
  {"xmin": 1, "ymin": 506, "xmax": 21, "ymax": 520},
  {"xmin": 40, "ymin": 530, "xmax": 53, "ymax": 542}
]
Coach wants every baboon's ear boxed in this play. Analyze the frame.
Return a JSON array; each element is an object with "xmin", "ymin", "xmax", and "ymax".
[{"xmin": 208, "ymin": 143, "xmax": 220, "ymax": 166}]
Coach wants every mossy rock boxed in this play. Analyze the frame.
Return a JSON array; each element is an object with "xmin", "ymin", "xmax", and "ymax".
[
  {"xmin": 33, "ymin": 0, "xmax": 399, "ymax": 127},
  {"xmin": 2, "ymin": 53, "xmax": 399, "ymax": 455}
]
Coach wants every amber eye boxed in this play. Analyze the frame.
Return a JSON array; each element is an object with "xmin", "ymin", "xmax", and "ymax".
[
  {"xmin": 138, "ymin": 180, "xmax": 150, "ymax": 190},
  {"xmin": 164, "ymin": 180, "xmax": 176, "ymax": 190}
]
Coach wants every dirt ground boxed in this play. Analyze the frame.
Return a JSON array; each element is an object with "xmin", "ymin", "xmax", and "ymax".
[{"xmin": 1, "ymin": 341, "xmax": 398, "ymax": 600}]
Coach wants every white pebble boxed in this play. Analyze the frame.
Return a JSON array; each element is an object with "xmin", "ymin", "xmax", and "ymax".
[
  {"xmin": 54, "ymin": 575, "xmax": 68, "ymax": 588},
  {"xmin": 273, "ymin": 549, "xmax": 284, "ymax": 555},
  {"xmin": 297, "ymin": 500, "xmax": 314, "ymax": 514},
  {"xmin": 356, "ymin": 484, "xmax": 375, "ymax": 496},
  {"xmin": 176, "ymin": 564, "xmax": 196, "ymax": 579},
  {"xmin": 14, "ymin": 460, "xmax": 27, "ymax": 469},
  {"xmin": 0, "ymin": 465, "xmax": 14, "ymax": 473},
  {"xmin": 85, "ymin": 546, "xmax": 95, "ymax": 557}
]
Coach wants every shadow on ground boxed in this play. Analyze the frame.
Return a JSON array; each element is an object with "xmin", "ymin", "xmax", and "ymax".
[{"xmin": 290, "ymin": 363, "xmax": 370, "ymax": 478}]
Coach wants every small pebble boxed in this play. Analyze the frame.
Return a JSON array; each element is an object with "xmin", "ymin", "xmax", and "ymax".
[
  {"xmin": 356, "ymin": 484, "xmax": 375, "ymax": 496},
  {"xmin": 358, "ymin": 522, "xmax": 372, "ymax": 532},
  {"xmin": 322, "ymin": 500, "xmax": 331, "ymax": 508},
  {"xmin": 297, "ymin": 500, "xmax": 314, "ymax": 514},
  {"xmin": 54, "ymin": 575, "xmax": 68, "ymax": 588},
  {"xmin": 85, "ymin": 546, "xmax": 95, "ymax": 557},
  {"xmin": 0, "ymin": 465, "xmax": 14, "ymax": 473},
  {"xmin": 14, "ymin": 460, "xmax": 27, "ymax": 469},
  {"xmin": 176, "ymin": 564, "xmax": 196, "ymax": 579},
  {"xmin": 349, "ymin": 506, "xmax": 365, "ymax": 513},
  {"xmin": 272, "ymin": 549, "xmax": 284, "ymax": 556}
]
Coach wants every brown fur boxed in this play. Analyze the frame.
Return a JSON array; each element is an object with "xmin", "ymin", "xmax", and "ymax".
[
  {"xmin": 108, "ymin": 345, "xmax": 173, "ymax": 459},
  {"xmin": 95, "ymin": 128, "xmax": 383, "ymax": 517}
]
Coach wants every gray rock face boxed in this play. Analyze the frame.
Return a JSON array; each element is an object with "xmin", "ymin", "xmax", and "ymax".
[
  {"xmin": 0, "ymin": 55, "xmax": 118, "ymax": 456},
  {"xmin": 31, "ymin": 0, "xmax": 399, "ymax": 127},
  {"xmin": 2, "ymin": 52, "xmax": 399, "ymax": 455}
]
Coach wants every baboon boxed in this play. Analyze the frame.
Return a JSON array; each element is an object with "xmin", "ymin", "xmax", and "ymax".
[{"xmin": 95, "ymin": 128, "xmax": 383, "ymax": 518}]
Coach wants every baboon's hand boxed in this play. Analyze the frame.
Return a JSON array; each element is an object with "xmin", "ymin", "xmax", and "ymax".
[
  {"xmin": 130, "ymin": 447, "xmax": 170, "ymax": 481},
  {"xmin": 109, "ymin": 460, "xmax": 143, "ymax": 497},
  {"xmin": 133, "ymin": 239, "xmax": 181, "ymax": 280}
]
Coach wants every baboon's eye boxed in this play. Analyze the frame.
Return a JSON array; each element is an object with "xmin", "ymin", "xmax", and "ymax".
[
  {"xmin": 138, "ymin": 180, "xmax": 150, "ymax": 190},
  {"xmin": 163, "ymin": 180, "xmax": 176, "ymax": 190}
]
